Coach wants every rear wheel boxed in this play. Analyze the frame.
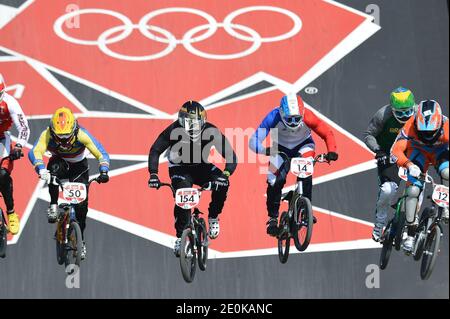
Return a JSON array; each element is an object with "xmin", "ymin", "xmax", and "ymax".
[
  {"xmin": 0, "ymin": 212, "xmax": 7, "ymax": 259},
  {"xmin": 380, "ymin": 219, "xmax": 394, "ymax": 270},
  {"xmin": 180, "ymin": 228, "xmax": 197, "ymax": 283},
  {"xmin": 277, "ymin": 212, "xmax": 290, "ymax": 264},
  {"xmin": 293, "ymin": 197, "xmax": 313, "ymax": 252},
  {"xmin": 64, "ymin": 222, "xmax": 82, "ymax": 273},
  {"xmin": 197, "ymin": 219, "xmax": 208, "ymax": 271},
  {"xmin": 420, "ymin": 225, "xmax": 441, "ymax": 280}
]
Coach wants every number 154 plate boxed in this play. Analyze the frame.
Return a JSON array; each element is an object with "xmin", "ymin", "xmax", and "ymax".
[{"xmin": 175, "ymin": 188, "xmax": 201, "ymax": 209}]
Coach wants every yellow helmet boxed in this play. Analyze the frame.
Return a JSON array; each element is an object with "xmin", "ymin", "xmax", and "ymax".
[{"xmin": 50, "ymin": 107, "xmax": 78, "ymax": 147}]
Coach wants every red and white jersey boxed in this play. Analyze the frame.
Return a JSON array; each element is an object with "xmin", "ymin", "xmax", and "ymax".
[{"xmin": 0, "ymin": 92, "xmax": 30, "ymax": 146}]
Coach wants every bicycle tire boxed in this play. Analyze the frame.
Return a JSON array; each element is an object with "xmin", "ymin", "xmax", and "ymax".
[
  {"xmin": 293, "ymin": 196, "xmax": 313, "ymax": 252},
  {"xmin": 420, "ymin": 224, "xmax": 441, "ymax": 280},
  {"xmin": 197, "ymin": 219, "xmax": 208, "ymax": 271},
  {"xmin": 277, "ymin": 212, "xmax": 290, "ymax": 264},
  {"xmin": 413, "ymin": 208, "xmax": 431, "ymax": 261},
  {"xmin": 0, "ymin": 213, "xmax": 7, "ymax": 259},
  {"xmin": 56, "ymin": 236, "xmax": 67, "ymax": 265},
  {"xmin": 379, "ymin": 219, "xmax": 394, "ymax": 270},
  {"xmin": 180, "ymin": 228, "xmax": 197, "ymax": 283},
  {"xmin": 394, "ymin": 198, "xmax": 406, "ymax": 251},
  {"xmin": 65, "ymin": 221, "xmax": 83, "ymax": 272}
]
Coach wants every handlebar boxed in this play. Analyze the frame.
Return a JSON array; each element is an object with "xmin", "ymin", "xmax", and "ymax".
[
  {"xmin": 276, "ymin": 152, "xmax": 331, "ymax": 164},
  {"xmin": 50, "ymin": 175, "xmax": 100, "ymax": 191}
]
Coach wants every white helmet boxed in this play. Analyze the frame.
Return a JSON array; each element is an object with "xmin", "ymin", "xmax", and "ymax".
[{"xmin": 0, "ymin": 74, "xmax": 5, "ymax": 103}]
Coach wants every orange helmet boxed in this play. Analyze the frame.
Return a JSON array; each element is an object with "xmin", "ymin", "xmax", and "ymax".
[{"xmin": 415, "ymin": 100, "xmax": 443, "ymax": 144}]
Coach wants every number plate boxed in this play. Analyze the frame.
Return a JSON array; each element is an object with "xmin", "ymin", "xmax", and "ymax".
[
  {"xmin": 290, "ymin": 157, "xmax": 314, "ymax": 178},
  {"xmin": 62, "ymin": 183, "xmax": 87, "ymax": 204},
  {"xmin": 432, "ymin": 185, "xmax": 449, "ymax": 208},
  {"xmin": 175, "ymin": 188, "xmax": 201, "ymax": 209},
  {"xmin": 398, "ymin": 167, "xmax": 408, "ymax": 181}
]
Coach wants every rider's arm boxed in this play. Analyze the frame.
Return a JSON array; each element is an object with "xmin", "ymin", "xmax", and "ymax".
[
  {"xmin": 77, "ymin": 128, "xmax": 110, "ymax": 172},
  {"xmin": 249, "ymin": 108, "xmax": 279, "ymax": 154},
  {"xmin": 391, "ymin": 118, "xmax": 414, "ymax": 168},
  {"xmin": 303, "ymin": 109, "xmax": 337, "ymax": 152},
  {"xmin": 208, "ymin": 124, "xmax": 238, "ymax": 175},
  {"xmin": 148, "ymin": 123, "xmax": 174, "ymax": 174},
  {"xmin": 363, "ymin": 106, "xmax": 388, "ymax": 153},
  {"xmin": 28, "ymin": 129, "xmax": 50, "ymax": 173},
  {"xmin": 5, "ymin": 94, "xmax": 30, "ymax": 147}
]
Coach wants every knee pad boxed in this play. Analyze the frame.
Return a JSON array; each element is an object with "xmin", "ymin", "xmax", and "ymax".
[
  {"xmin": 379, "ymin": 182, "xmax": 398, "ymax": 200},
  {"xmin": 406, "ymin": 185, "xmax": 421, "ymax": 198}
]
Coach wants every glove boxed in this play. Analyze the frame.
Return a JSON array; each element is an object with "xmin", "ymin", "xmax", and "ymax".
[
  {"xmin": 39, "ymin": 169, "xmax": 51, "ymax": 184},
  {"xmin": 212, "ymin": 172, "xmax": 230, "ymax": 191},
  {"xmin": 408, "ymin": 164, "xmax": 421, "ymax": 178},
  {"xmin": 326, "ymin": 152, "xmax": 339, "ymax": 161},
  {"xmin": 148, "ymin": 173, "xmax": 161, "ymax": 189},
  {"xmin": 97, "ymin": 171, "xmax": 109, "ymax": 184},
  {"xmin": 375, "ymin": 150, "xmax": 388, "ymax": 166},
  {"xmin": 10, "ymin": 145, "xmax": 23, "ymax": 160}
]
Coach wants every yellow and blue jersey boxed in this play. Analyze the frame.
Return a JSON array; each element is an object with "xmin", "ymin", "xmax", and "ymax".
[{"xmin": 29, "ymin": 126, "xmax": 110, "ymax": 173}]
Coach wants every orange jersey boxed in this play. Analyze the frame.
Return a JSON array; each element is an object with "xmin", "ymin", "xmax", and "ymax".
[{"xmin": 391, "ymin": 115, "xmax": 449, "ymax": 168}]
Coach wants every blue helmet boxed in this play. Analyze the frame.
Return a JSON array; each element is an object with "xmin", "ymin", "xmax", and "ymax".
[{"xmin": 279, "ymin": 93, "xmax": 304, "ymax": 131}]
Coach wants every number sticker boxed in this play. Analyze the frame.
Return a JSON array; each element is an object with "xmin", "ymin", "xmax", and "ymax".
[
  {"xmin": 432, "ymin": 185, "xmax": 449, "ymax": 208},
  {"xmin": 291, "ymin": 157, "xmax": 314, "ymax": 178},
  {"xmin": 175, "ymin": 188, "xmax": 200, "ymax": 209},
  {"xmin": 62, "ymin": 182, "xmax": 87, "ymax": 204},
  {"xmin": 398, "ymin": 167, "xmax": 408, "ymax": 181}
]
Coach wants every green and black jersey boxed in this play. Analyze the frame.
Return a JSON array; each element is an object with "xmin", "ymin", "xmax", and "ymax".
[{"xmin": 363, "ymin": 105, "xmax": 404, "ymax": 153}]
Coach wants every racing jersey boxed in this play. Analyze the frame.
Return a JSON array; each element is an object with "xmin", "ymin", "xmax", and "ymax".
[
  {"xmin": 363, "ymin": 105, "xmax": 406, "ymax": 153},
  {"xmin": 0, "ymin": 92, "xmax": 30, "ymax": 146},
  {"xmin": 391, "ymin": 115, "xmax": 449, "ymax": 167},
  {"xmin": 148, "ymin": 121, "xmax": 237, "ymax": 175},
  {"xmin": 29, "ymin": 126, "xmax": 110, "ymax": 173},
  {"xmin": 249, "ymin": 107, "xmax": 336, "ymax": 154}
]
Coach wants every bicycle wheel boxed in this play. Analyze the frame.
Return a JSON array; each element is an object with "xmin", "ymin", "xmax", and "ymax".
[
  {"xmin": 0, "ymin": 213, "xmax": 7, "ymax": 258},
  {"xmin": 65, "ymin": 221, "xmax": 82, "ymax": 272},
  {"xmin": 197, "ymin": 219, "xmax": 208, "ymax": 272},
  {"xmin": 420, "ymin": 224, "xmax": 441, "ymax": 280},
  {"xmin": 394, "ymin": 199, "xmax": 406, "ymax": 251},
  {"xmin": 379, "ymin": 219, "xmax": 394, "ymax": 270},
  {"xmin": 277, "ymin": 212, "xmax": 290, "ymax": 264},
  {"xmin": 293, "ymin": 197, "xmax": 313, "ymax": 252},
  {"xmin": 56, "ymin": 235, "xmax": 67, "ymax": 265},
  {"xmin": 180, "ymin": 228, "xmax": 197, "ymax": 283},
  {"xmin": 413, "ymin": 209, "xmax": 431, "ymax": 261}
]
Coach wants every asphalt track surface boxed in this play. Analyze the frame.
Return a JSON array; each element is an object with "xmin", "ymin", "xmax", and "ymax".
[{"xmin": 0, "ymin": 0, "xmax": 448, "ymax": 298}]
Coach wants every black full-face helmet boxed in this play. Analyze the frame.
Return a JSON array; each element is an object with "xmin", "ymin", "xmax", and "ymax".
[{"xmin": 178, "ymin": 100, "xmax": 207, "ymax": 141}]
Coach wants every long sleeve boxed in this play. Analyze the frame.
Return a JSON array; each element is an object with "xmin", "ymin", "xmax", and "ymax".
[
  {"xmin": 148, "ymin": 123, "xmax": 173, "ymax": 174},
  {"xmin": 363, "ymin": 107, "xmax": 386, "ymax": 153},
  {"xmin": 208, "ymin": 125, "xmax": 238, "ymax": 175},
  {"xmin": 249, "ymin": 108, "xmax": 279, "ymax": 154},
  {"xmin": 77, "ymin": 127, "xmax": 110, "ymax": 172},
  {"xmin": 5, "ymin": 94, "xmax": 30, "ymax": 146},
  {"xmin": 28, "ymin": 129, "xmax": 50, "ymax": 172},
  {"xmin": 391, "ymin": 117, "xmax": 414, "ymax": 167},
  {"xmin": 303, "ymin": 109, "xmax": 337, "ymax": 152}
]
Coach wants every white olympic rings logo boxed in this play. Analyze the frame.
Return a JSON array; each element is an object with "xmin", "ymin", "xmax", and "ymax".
[{"xmin": 54, "ymin": 6, "xmax": 302, "ymax": 61}]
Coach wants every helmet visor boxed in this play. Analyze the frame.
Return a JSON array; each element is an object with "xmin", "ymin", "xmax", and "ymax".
[
  {"xmin": 284, "ymin": 115, "xmax": 302, "ymax": 128},
  {"xmin": 393, "ymin": 108, "xmax": 414, "ymax": 122},
  {"xmin": 54, "ymin": 133, "xmax": 75, "ymax": 147}
]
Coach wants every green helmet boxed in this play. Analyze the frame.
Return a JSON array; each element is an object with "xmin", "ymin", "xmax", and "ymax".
[{"xmin": 390, "ymin": 87, "xmax": 415, "ymax": 123}]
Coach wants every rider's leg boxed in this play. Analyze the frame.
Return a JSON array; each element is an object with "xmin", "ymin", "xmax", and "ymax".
[
  {"xmin": 203, "ymin": 165, "xmax": 228, "ymax": 219},
  {"xmin": 436, "ymin": 149, "xmax": 449, "ymax": 187},
  {"xmin": 266, "ymin": 159, "xmax": 289, "ymax": 219},
  {"xmin": 169, "ymin": 167, "xmax": 193, "ymax": 238},
  {"xmin": 298, "ymin": 147, "xmax": 316, "ymax": 202},
  {"xmin": 70, "ymin": 159, "xmax": 90, "ymax": 237},
  {"xmin": 0, "ymin": 168, "xmax": 14, "ymax": 213},
  {"xmin": 47, "ymin": 157, "xmax": 70, "ymax": 205}
]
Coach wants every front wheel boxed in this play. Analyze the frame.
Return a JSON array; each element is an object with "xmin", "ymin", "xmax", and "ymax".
[
  {"xmin": 196, "ymin": 220, "xmax": 208, "ymax": 272},
  {"xmin": 420, "ymin": 225, "xmax": 441, "ymax": 280},
  {"xmin": 379, "ymin": 220, "xmax": 394, "ymax": 270},
  {"xmin": 64, "ymin": 221, "xmax": 83, "ymax": 273},
  {"xmin": 293, "ymin": 197, "xmax": 313, "ymax": 252},
  {"xmin": 277, "ymin": 212, "xmax": 290, "ymax": 264},
  {"xmin": 394, "ymin": 199, "xmax": 406, "ymax": 251},
  {"xmin": 180, "ymin": 228, "xmax": 197, "ymax": 283},
  {"xmin": 0, "ymin": 213, "xmax": 7, "ymax": 258}
]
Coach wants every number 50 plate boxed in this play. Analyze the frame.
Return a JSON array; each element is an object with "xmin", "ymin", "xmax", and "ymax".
[
  {"xmin": 175, "ymin": 188, "xmax": 200, "ymax": 209},
  {"xmin": 63, "ymin": 182, "xmax": 87, "ymax": 204},
  {"xmin": 291, "ymin": 157, "xmax": 314, "ymax": 178},
  {"xmin": 432, "ymin": 185, "xmax": 449, "ymax": 208}
]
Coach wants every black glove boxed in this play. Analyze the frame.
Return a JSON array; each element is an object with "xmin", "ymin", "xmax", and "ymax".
[
  {"xmin": 10, "ymin": 145, "xmax": 23, "ymax": 160},
  {"xmin": 212, "ymin": 172, "xmax": 230, "ymax": 191},
  {"xmin": 148, "ymin": 173, "xmax": 161, "ymax": 189},
  {"xmin": 326, "ymin": 152, "xmax": 339, "ymax": 162},
  {"xmin": 97, "ymin": 171, "xmax": 109, "ymax": 183},
  {"xmin": 375, "ymin": 150, "xmax": 388, "ymax": 166}
]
